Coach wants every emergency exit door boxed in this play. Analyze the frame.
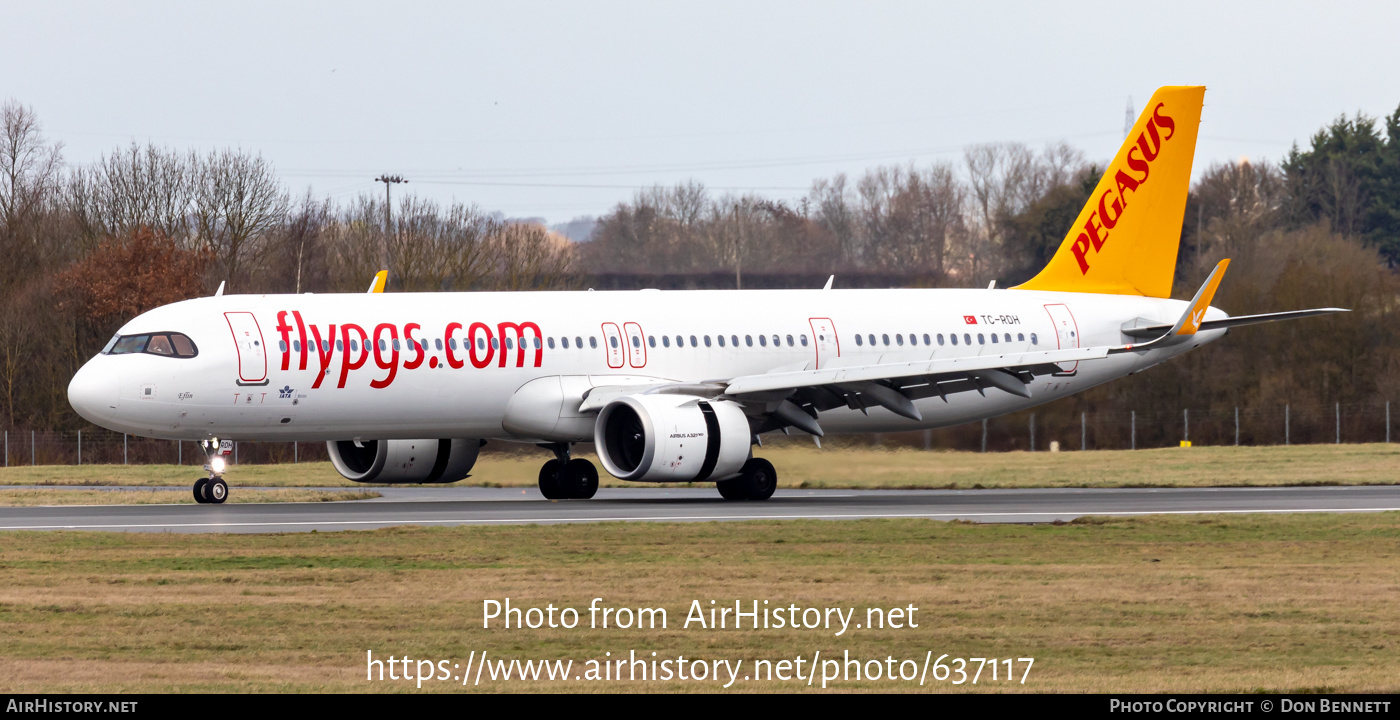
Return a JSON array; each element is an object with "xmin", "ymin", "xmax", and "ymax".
[{"xmin": 1042, "ymin": 303, "xmax": 1079, "ymax": 374}]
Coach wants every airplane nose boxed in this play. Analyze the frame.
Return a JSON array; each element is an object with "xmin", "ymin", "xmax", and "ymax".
[{"xmin": 68, "ymin": 361, "xmax": 117, "ymax": 426}]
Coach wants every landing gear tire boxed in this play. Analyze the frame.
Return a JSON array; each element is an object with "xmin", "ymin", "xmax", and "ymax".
[
  {"xmin": 560, "ymin": 458, "xmax": 599, "ymax": 499},
  {"xmin": 716, "ymin": 478, "xmax": 747, "ymax": 501},
  {"xmin": 538, "ymin": 459, "xmax": 564, "ymax": 500},
  {"xmin": 206, "ymin": 478, "xmax": 228, "ymax": 504},
  {"xmin": 193, "ymin": 478, "xmax": 209, "ymax": 504},
  {"xmin": 720, "ymin": 457, "xmax": 777, "ymax": 501}
]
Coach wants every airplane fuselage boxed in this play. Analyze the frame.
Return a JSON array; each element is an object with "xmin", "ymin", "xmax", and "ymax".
[{"xmin": 68, "ymin": 287, "xmax": 1225, "ymax": 443}]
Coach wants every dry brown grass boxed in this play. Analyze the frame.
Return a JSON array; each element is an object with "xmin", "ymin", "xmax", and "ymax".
[
  {"xmin": 0, "ymin": 513, "xmax": 1397, "ymax": 692},
  {"xmin": 0, "ymin": 488, "xmax": 380, "ymax": 506},
  {"xmin": 1, "ymin": 443, "xmax": 1396, "ymax": 490}
]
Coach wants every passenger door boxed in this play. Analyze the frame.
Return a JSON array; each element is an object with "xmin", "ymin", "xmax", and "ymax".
[
  {"xmin": 1042, "ymin": 303, "xmax": 1079, "ymax": 374},
  {"xmin": 225, "ymin": 312, "xmax": 269, "ymax": 385}
]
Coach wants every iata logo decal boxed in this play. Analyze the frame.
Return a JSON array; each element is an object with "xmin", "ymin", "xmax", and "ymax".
[
  {"xmin": 963, "ymin": 315, "xmax": 978, "ymax": 325},
  {"xmin": 275, "ymin": 311, "xmax": 543, "ymax": 390},
  {"xmin": 1071, "ymin": 102, "xmax": 1178, "ymax": 275},
  {"xmin": 278, "ymin": 385, "xmax": 294, "ymax": 399}
]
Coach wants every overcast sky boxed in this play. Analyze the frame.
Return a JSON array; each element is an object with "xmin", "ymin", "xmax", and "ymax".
[{"xmin": 5, "ymin": 1, "xmax": 1399, "ymax": 224}]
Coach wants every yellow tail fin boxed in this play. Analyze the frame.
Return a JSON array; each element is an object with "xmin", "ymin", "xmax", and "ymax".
[{"xmin": 1015, "ymin": 85, "xmax": 1205, "ymax": 298}]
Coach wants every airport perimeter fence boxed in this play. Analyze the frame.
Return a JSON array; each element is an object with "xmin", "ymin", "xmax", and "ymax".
[{"xmin": 0, "ymin": 400, "xmax": 1392, "ymax": 467}]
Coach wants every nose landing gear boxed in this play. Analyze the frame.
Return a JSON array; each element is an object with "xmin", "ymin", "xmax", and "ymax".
[
  {"xmin": 193, "ymin": 439, "xmax": 229, "ymax": 504},
  {"xmin": 537, "ymin": 443, "xmax": 599, "ymax": 500}
]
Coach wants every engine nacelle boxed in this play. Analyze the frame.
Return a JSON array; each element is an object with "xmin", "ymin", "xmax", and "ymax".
[
  {"xmin": 594, "ymin": 394, "xmax": 751, "ymax": 482},
  {"xmin": 327, "ymin": 438, "xmax": 481, "ymax": 483}
]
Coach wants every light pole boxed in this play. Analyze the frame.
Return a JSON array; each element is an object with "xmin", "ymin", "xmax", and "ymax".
[{"xmin": 373, "ymin": 174, "xmax": 407, "ymax": 276}]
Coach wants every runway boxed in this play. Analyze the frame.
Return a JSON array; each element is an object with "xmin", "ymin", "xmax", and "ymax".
[{"xmin": 1, "ymin": 484, "xmax": 1398, "ymax": 533}]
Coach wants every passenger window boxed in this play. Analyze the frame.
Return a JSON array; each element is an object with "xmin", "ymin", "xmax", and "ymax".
[
  {"xmin": 491, "ymin": 338, "xmax": 499, "ymax": 350},
  {"xmin": 978, "ymin": 334, "xmax": 985, "ymax": 345},
  {"xmin": 731, "ymin": 335, "xmax": 739, "ymax": 347},
  {"xmin": 855, "ymin": 334, "xmax": 864, "ymax": 346},
  {"xmin": 717, "ymin": 335, "xmax": 725, "ymax": 347},
  {"xmin": 648, "ymin": 336, "xmax": 656, "ymax": 348},
  {"xmin": 868, "ymin": 334, "xmax": 875, "ymax": 346},
  {"xmin": 436, "ymin": 339, "xmax": 444, "ymax": 351},
  {"xmin": 704, "ymin": 335, "xmax": 712, "ymax": 347},
  {"xmin": 991, "ymin": 334, "xmax": 998, "ymax": 344},
  {"xmin": 631, "ymin": 336, "xmax": 640, "ymax": 348},
  {"xmin": 895, "ymin": 334, "xmax": 904, "ymax": 346},
  {"xmin": 908, "ymin": 334, "xmax": 916, "ymax": 346},
  {"xmin": 278, "ymin": 340, "xmax": 288, "ymax": 353},
  {"xmin": 786, "ymin": 334, "xmax": 793, "ymax": 347},
  {"xmin": 548, "ymin": 337, "xmax": 556, "ymax": 349},
  {"xmin": 923, "ymin": 333, "xmax": 931, "ymax": 345},
  {"xmin": 745, "ymin": 335, "xmax": 753, "ymax": 347},
  {"xmin": 964, "ymin": 333, "xmax": 972, "ymax": 345},
  {"xmin": 341, "ymin": 340, "xmax": 348, "ymax": 352},
  {"xmin": 589, "ymin": 337, "xmax": 597, "ymax": 349},
  {"xmin": 392, "ymin": 339, "xmax": 401, "ymax": 351},
  {"xmin": 675, "ymin": 335, "xmax": 683, "ymax": 347},
  {"xmin": 505, "ymin": 338, "xmax": 514, "ymax": 350},
  {"xmin": 690, "ymin": 335, "xmax": 698, "ymax": 347},
  {"xmin": 1030, "ymin": 333, "xmax": 1038, "ymax": 345},
  {"xmin": 533, "ymin": 337, "xmax": 541, "ymax": 349},
  {"xmin": 663, "ymin": 336, "xmax": 671, "ymax": 348},
  {"xmin": 478, "ymin": 338, "xmax": 486, "ymax": 351},
  {"xmin": 759, "ymin": 335, "xmax": 767, "ymax": 347},
  {"xmin": 575, "ymin": 336, "xmax": 583, "ymax": 348},
  {"xmin": 800, "ymin": 334, "xmax": 808, "ymax": 346},
  {"xmin": 561, "ymin": 337, "xmax": 569, "ymax": 349},
  {"xmin": 882, "ymin": 334, "xmax": 890, "ymax": 346},
  {"xmin": 292, "ymin": 340, "xmax": 301, "ymax": 352},
  {"xmin": 609, "ymin": 336, "xmax": 618, "ymax": 349},
  {"xmin": 950, "ymin": 334, "xmax": 958, "ymax": 346},
  {"xmin": 937, "ymin": 334, "xmax": 945, "ymax": 346},
  {"xmin": 1017, "ymin": 333, "xmax": 1025, "ymax": 342}
]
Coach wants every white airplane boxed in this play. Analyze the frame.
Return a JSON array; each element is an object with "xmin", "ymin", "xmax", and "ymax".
[{"xmin": 67, "ymin": 86, "xmax": 1344, "ymax": 504}]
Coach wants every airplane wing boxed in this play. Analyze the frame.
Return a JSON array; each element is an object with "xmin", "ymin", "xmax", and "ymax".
[{"xmin": 1120, "ymin": 308, "xmax": 1349, "ymax": 339}]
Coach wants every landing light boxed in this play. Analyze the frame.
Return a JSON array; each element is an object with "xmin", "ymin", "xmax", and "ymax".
[{"xmin": 210, "ymin": 456, "xmax": 227, "ymax": 474}]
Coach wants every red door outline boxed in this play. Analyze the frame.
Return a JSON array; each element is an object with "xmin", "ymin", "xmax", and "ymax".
[
  {"xmin": 623, "ymin": 322, "xmax": 647, "ymax": 368},
  {"xmin": 808, "ymin": 317, "xmax": 840, "ymax": 369},
  {"xmin": 1042, "ymin": 303, "xmax": 1080, "ymax": 374},
  {"xmin": 601, "ymin": 322, "xmax": 625, "ymax": 369},
  {"xmin": 225, "ymin": 311, "xmax": 269, "ymax": 384}
]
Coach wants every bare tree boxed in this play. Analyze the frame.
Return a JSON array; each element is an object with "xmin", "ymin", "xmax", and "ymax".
[
  {"xmin": 0, "ymin": 100, "xmax": 64, "ymax": 236},
  {"xmin": 68, "ymin": 143, "xmax": 195, "ymax": 247},
  {"xmin": 193, "ymin": 148, "xmax": 290, "ymax": 286}
]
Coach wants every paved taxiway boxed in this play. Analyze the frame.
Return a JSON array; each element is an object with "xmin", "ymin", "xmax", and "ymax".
[{"xmin": 1, "ymin": 484, "xmax": 1397, "ymax": 533}]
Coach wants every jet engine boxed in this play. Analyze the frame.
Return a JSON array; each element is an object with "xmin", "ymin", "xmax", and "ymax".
[
  {"xmin": 594, "ymin": 394, "xmax": 751, "ymax": 482},
  {"xmin": 327, "ymin": 438, "xmax": 481, "ymax": 483}
]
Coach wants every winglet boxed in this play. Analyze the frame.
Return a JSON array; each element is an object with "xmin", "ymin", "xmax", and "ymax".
[
  {"xmin": 367, "ymin": 270, "xmax": 387, "ymax": 294},
  {"xmin": 1168, "ymin": 259, "xmax": 1229, "ymax": 337},
  {"xmin": 823, "ymin": 275, "xmax": 834, "ymax": 290}
]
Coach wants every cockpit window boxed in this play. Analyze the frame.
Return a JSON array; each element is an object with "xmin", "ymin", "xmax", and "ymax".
[{"xmin": 104, "ymin": 332, "xmax": 199, "ymax": 358}]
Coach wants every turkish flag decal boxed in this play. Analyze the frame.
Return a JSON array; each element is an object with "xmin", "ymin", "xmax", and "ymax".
[{"xmin": 963, "ymin": 315, "xmax": 977, "ymax": 324}]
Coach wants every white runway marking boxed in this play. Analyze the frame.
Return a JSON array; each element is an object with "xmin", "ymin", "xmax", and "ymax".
[{"xmin": 2, "ymin": 506, "xmax": 1398, "ymax": 531}]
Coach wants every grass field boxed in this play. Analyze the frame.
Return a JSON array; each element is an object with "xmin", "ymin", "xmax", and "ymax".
[
  {"xmin": 0, "ymin": 513, "xmax": 1397, "ymax": 692},
  {"xmin": 0, "ymin": 443, "xmax": 1395, "ymax": 491}
]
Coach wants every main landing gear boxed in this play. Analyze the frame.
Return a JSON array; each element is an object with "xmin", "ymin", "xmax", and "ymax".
[
  {"xmin": 193, "ymin": 438, "xmax": 229, "ymax": 505},
  {"xmin": 716, "ymin": 457, "xmax": 777, "ymax": 501},
  {"xmin": 538, "ymin": 443, "xmax": 598, "ymax": 500}
]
